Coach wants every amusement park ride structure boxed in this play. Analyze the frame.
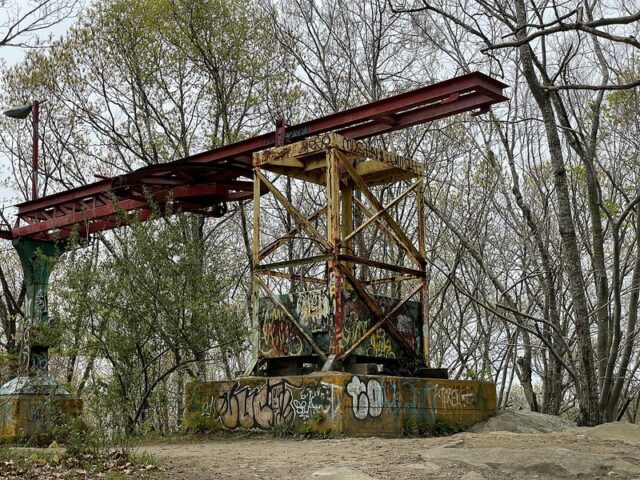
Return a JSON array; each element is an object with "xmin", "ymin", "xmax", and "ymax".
[
  {"xmin": 2, "ymin": 72, "xmax": 507, "ymax": 242},
  {"xmin": 0, "ymin": 72, "xmax": 507, "ymax": 438}
]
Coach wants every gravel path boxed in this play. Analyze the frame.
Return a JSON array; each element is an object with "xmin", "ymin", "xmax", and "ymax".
[{"xmin": 142, "ymin": 421, "xmax": 640, "ymax": 480}]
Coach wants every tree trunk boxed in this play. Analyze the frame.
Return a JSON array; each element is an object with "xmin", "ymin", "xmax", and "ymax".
[{"xmin": 513, "ymin": 0, "xmax": 601, "ymax": 426}]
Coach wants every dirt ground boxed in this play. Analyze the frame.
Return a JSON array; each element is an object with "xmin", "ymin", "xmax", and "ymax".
[{"xmin": 142, "ymin": 420, "xmax": 640, "ymax": 480}]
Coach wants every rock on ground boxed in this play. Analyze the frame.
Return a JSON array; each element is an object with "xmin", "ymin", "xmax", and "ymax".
[
  {"xmin": 143, "ymin": 415, "xmax": 640, "ymax": 480},
  {"xmin": 460, "ymin": 473, "xmax": 485, "ymax": 480},
  {"xmin": 311, "ymin": 466, "xmax": 377, "ymax": 480},
  {"xmin": 576, "ymin": 422, "xmax": 640, "ymax": 445},
  {"xmin": 469, "ymin": 409, "xmax": 575, "ymax": 434},
  {"xmin": 422, "ymin": 445, "xmax": 640, "ymax": 477}
]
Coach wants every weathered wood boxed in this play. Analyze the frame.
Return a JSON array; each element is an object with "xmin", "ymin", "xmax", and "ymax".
[
  {"xmin": 256, "ymin": 170, "xmax": 332, "ymax": 252},
  {"xmin": 254, "ymin": 275, "xmax": 327, "ymax": 361}
]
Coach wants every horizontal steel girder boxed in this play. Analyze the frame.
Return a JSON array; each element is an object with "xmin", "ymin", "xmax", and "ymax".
[{"xmin": 4, "ymin": 72, "xmax": 507, "ymax": 241}]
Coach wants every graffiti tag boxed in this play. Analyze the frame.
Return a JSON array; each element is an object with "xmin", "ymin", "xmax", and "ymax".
[
  {"xmin": 291, "ymin": 382, "xmax": 341, "ymax": 420},
  {"xmin": 202, "ymin": 379, "xmax": 296, "ymax": 429},
  {"xmin": 346, "ymin": 376, "xmax": 384, "ymax": 420},
  {"xmin": 296, "ymin": 289, "xmax": 330, "ymax": 331},
  {"xmin": 260, "ymin": 307, "xmax": 304, "ymax": 356},
  {"xmin": 435, "ymin": 384, "xmax": 475, "ymax": 410}
]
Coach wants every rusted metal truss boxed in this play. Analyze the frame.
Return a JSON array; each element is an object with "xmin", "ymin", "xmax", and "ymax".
[
  {"xmin": 250, "ymin": 132, "xmax": 430, "ymax": 373},
  {"xmin": 2, "ymin": 72, "xmax": 507, "ymax": 242}
]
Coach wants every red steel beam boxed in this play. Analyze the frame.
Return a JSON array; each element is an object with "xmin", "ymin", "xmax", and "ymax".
[{"xmin": 6, "ymin": 72, "xmax": 508, "ymax": 241}]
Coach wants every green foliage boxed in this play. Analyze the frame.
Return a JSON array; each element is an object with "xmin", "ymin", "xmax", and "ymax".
[
  {"xmin": 463, "ymin": 365, "xmax": 491, "ymax": 382},
  {"xmin": 269, "ymin": 420, "xmax": 296, "ymax": 438},
  {"xmin": 402, "ymin": 415, "xmax": 465, "ymax": 437},
  {"xmin": 52, "ymin": 207, "xmax": 248, "ymax": 434}
]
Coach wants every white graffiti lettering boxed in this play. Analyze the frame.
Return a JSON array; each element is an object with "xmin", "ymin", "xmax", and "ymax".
[{"xmin": 346, "ymin": 376, "xmax": 384, "ymax": 420}]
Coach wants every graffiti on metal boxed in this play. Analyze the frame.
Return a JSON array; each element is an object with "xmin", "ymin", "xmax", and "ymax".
[
  {"xmin": 257, "ymin": 288, "xmax": 421, "ymax": 360},
  {"xmin": 296, "ymin": 289, "xmax": 331, "ymax": 331},
  {"xmin": 258, "ymin": 299, "xmax": 310, "ymax": 357},
  {"xmin": 305, "ymin": 133, "xmax": 423, "ymax": 175},
  {"xmin": 341, "ymin": 290, "xmax": 421, "ymax": 359}
]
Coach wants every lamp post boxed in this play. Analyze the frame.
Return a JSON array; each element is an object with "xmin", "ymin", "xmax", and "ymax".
[{"xmin": 3, "ymin": 100, "xmax": 40, "ymax": 200}]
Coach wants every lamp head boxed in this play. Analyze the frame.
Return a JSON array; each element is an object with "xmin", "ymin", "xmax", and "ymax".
[{"xmin": 3, "ymin": 104, "xmax": 33, "ymax": 119}]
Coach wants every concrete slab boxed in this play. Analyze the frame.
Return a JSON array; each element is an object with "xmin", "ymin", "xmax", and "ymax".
[
  {"xmin": 184, "ymin": 372, "xmax": 495, "ymax": 437},
  {"xmin": 0, "ymin": 395, "xmax": 82, "ymax": 441}
]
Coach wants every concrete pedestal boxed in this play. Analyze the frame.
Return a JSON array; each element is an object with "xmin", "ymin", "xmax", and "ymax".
[
  {"xmin": 184, "ymin": 372, "xmax": 495, "ymax": 437},
  {"xmin": 0, "ymin": 394, "xmax": 82, "ymax": 441},
  {"xmin": 0, "ymin": 375, "xmax": 82, "ymax": 442}
]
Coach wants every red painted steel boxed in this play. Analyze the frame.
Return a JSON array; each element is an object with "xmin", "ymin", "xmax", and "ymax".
[{"xmin": 4, "ymin": 72, "xmax": 507, "ymax": 241}]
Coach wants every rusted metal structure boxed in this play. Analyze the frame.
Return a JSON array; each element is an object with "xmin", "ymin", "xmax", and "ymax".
[
  {"xmin": 0, "ymin": 72, "xmax": 507, "ymax": 438},
  {"xmin": 1, "ymin": 72, "xmax": 507, "ymax": 242},
  {"xmin": 250, "ymin": 133, "xmax": 429, "ymax": 376}
]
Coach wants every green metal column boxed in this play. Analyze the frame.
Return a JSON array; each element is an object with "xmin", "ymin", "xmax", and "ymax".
[{"xmin": 12, "ymin": 238, "xmax": 63, "ymax": 376}]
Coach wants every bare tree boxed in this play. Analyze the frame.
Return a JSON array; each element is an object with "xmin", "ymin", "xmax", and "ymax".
[
  {"xmin": 0, "ymin": 0, "xmax": 80, "ymax": 49},
  {"xmin": 389, "ymin": 0, "xmax": 640, "ymax": 425}
]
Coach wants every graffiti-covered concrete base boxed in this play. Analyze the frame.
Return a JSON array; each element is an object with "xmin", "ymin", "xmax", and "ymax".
[
  {"xmin": 184, "ymin": 373, "xmax": 495, "ymax": 437},
  {"xmin": 0, "ymin": 395, "xmax": 82, "ymax": 441}
]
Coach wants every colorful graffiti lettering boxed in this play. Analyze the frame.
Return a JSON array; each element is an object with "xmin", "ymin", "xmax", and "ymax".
[
  {"xmin": 192, "ymin": 376, "xmax": 494, "ymax": 433},
  {"xmin": 346, "ymin": 376, "xmax": 384, "ymax": 420},
  {"xmin": 341, "ymin": 289, "xmax": 421, "ymax": 358},
  {"xmin": 260, "ymin": 306, "xmax": 304, "ymax": 356},
  {"xmin": 367, "ymin": 329, "xmax": 396, "ymax": 359},
  {"xmin": 340, "ymin": 311, "xmax": 368, "ymax": 350},
  {"xmin": 296, "ymin": 289, "xmax": 331, "ymax": 331},
  {"xmin": 202, "ymin": 379, "xmax": 296, "ymax": 429}
]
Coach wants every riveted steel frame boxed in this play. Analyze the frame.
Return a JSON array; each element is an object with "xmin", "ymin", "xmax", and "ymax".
[
  {"xmin": 250, "ymin": 133, "xmax": 429, "ymax": 373},
  {"xmin": 2, "ymin": 72, "xmax": 507, "ymax": 243}
]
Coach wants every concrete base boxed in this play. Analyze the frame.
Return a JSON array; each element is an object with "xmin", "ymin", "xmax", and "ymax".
[
  {"xmin": 184, "ymin": 372, "xmax": 496, "ymax": 437},
  {"xmin": 0, "ymin": 395, "xmax": 83, "ymax": 441}
]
